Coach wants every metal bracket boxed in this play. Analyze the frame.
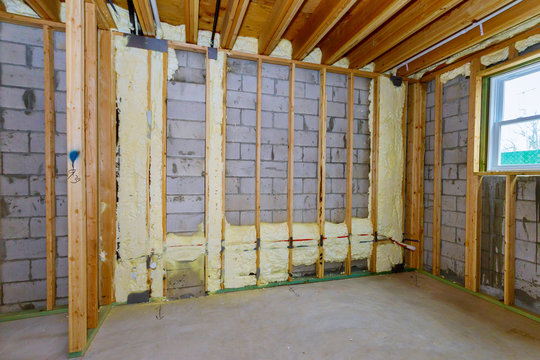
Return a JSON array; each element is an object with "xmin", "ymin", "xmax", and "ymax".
[
  {"xmin": 319, "ymin": 235, "xmax": 324, "ymax": 247},
  {"xmin": 288, "ymin": 237, "xmax": 293, "ymax": 249}
]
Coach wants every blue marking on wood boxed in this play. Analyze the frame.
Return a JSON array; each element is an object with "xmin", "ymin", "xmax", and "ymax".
[{"xmin": 69, "ymin": 150, "xmax": 80, "ymax": 168}]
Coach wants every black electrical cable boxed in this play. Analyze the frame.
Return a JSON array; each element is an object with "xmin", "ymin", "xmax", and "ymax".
[{"xmin": 210, "ymin": 0, "xmax": 221, "ymax": 48}]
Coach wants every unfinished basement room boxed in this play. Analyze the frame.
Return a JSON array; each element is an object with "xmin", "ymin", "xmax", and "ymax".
[{"xmin": 1, "ymin": 0, "xmax": 540, "ymax": 358}]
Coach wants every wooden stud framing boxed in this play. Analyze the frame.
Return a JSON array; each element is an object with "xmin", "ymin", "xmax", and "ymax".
[
  {"xmin": 44, "ymin": 24, "xmax": 57, "ymax": 311},
  {"xmin": 316, "ymin": 68, "xmax": 327, "ymax": 278},
  {"xmin": 432, "ymin": 75, "xmax": 443, "ymax": 276},
  {"xmin": 287, "ymin": 63, "xmax": 296, "ymax": 281},
  {"xmin": 84, "ymin": 1, "xmax": 99, "ymax": 330},
  {"xmin": 24, "ymin": 0, "xmax": 61, "ymax": 21},
  {"xmin": 0, "ymin": 1, "xmax": 5, "ymax": 11},
  {"xmin": 90, "ymin": 0, "xmax": 116, "ymax": 30},
  {"xmin": 344, "ymin": 73, "xmax": 354, "ymax": 276},
  {"xmin": 0, "ymin": 9, "xmax": 65, "ymax": 30},
  {"xmin": 162, "ymin": 45, "xmax": 169, "ymax": 296},
  {"xmin": 66, "ymin": 0, "xmax": 87, "ymax": 353},
  {"xmin": 464, "ymin": 58, "xmax": 483, "ymax": 291},
  {"xmin": 504, "ymin": 175, "xmax": 517, "ymax": 305},
  {"xmin": 255, "ymin": 58, "xmax": 262, "ymax": 285},
  {"xmin": 369, "ymin": 77, "xmax": 379, "ymax": 273},
  {"xmin": 185, "ymin": 0, "xmax": 200, "ymax": 44},
  {"xmin": 258, "ymin": 0, "xmax": 305, "ymax": 55},
  {"xmin": 220, "ymin": 0, "xmax": 250, "ymax": 49},
  {"xmin": 132, "ymin": 0, "xmax": 156, "ymax": 36},
  {"xmin": 204, "ymin": 49, "xmax": 211, "ymax": 293},
  {"xmin": 220, "ymin": 53, "xmax": 228, "ymax": 289},
  {"xmin": 98, "ymin": 30, "xmax": 116, "ymax": 306}
]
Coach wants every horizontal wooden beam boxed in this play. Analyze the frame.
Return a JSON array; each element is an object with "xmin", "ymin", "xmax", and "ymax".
[
  {"xmin": 24, "ymin": 0, "xmax": 61, "ymax": 21},
  {"xmin": 258, "ymin": 0, "xmax": 304, "ymax": 55},
  {"xmin": 132, "ymin": 0, "xmax": 155, "ymax": 36},
  {"xmin": 374, "ymin": 0, "xmax": 514, "ymax": 72},
  {"xmin": 347, "ymin": 0, "xmax": 464, "ymax": 69},
  {"xmin": 185, "ymin": 0, "xmax": 200, "ymax": 44},
  {"xmin": 399, "ymin": 0, "xmax": 540, "ymax": 76},
  {"xmin": 0, "ymin": 10, "xmax": 65, "ymax": 30},
  {"xmin": 220, "ymin": 0, "xmax": 250, "ymax": 49},
  {"xmin": 320, "ymin": 0, "xmax": 411, "ymax": 65},
  {"xmin": 292, "ymin": 0, "xmax": 357, "ymax": 60},
  {"xmin": 90, "ymin": 0, "xmax": 116, "ymax": 30}
]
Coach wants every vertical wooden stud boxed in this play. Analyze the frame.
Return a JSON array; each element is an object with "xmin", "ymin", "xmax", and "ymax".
[
  {"xmin": 345, "ymin": 73, "xmax": 354, "ymax": 276},
  {"xmin": 369, "ymin": 77, "xmax": 379, "ymax": 273},
  {"xmin": 43, "ymin": 24, "xmax": 57, "ymax": 311},
  {"xmin": 220, "ymin": 53, "xmax": 228, "ymax": 289},
  {"xmin": 98, "ymin": 30, "xmax": 116, "ymax": 306},
  {"xmin": 504, "ymin": 174, "xmax": 517, "ymax": 305},
  {"xmin": 317, "ymin": 68, "xmax": 327, "ymax": 278},
  {"xmin": 255, "ymin": 58, "xmax": 262, "ymax": 285},
  {"xmin": 84, "ymin": 2, "xmax": 99, "ymax": 329},
  {"xmin": 162, "ymin": 46, "xmax": 168, "ymax": 296},
  {"xmin": 432, "ymin": 75, "xmax": 443, "ymax": 276},
  {"xmin": 465, "ymin": 58, "xmax": 483, "ymax": 291},
  {"xmin": 287, "ymin": 63, "xmax": 295, "ymax": 281},
  {"xmin": 67, "ymin": 0, "xmax": 87, "ymax": 353},
  {"xmin": 204, "ymin": 49, "xmax": 211, "ymax": 293}
]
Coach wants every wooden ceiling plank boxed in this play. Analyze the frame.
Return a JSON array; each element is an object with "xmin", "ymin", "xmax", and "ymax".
[
  {"xmin": 221, "ymin": 0, "xmax": 250, "ymax": 49},
  {"xmin": 185, "ymin": 0, "xmax": 200, "ymax": 44},
  {"xmin": 89, "ymin": 0, "xmax": 116, "ymax": 30},
  {"xmin": 258, "ymin": 0, "xmax": 304, "ymax": 55},
  {"xmin": 132, "ymin": 0, "xmax": 155, "ymax": 36},
  {"xmin": 0, "ymin": 1, "xmax": 5, "ymax": 12},
  {"xmin": 399, "ymin": 0, "xmax": 540, "ymax": 76},
  {"xmin": 292, "ymin": 0, "xmax": 357, "ymax": 60},
  {"xmin": 347, "ymin": 0, "xmax": 465, "ymax": 69},
  {"xmin": 24, "ymin": 0, "xmax": 61, "ymax": 21},
  {"xmin": 320, "ymin": 0, "xmax": 412, "ymax": 65},
  {"xmin": 373, "ymin": 0, "xmax": 515, "ymax": 72}
]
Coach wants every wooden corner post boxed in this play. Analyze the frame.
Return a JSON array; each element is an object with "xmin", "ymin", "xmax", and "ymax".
[
  {"xmin": 67, "ymin": 0, "xmax": 88, "ymax": 354},
  {"xmin": 345, "ymin": 73, "xmax": 354, "ymax": 275},
  {"xmin": 369, "ymin": 77, "xmax": 379, "ymax": 273},
  {"xmin": 432, "ymin": 75, "xmax": 443, "ymax": 276},
  {"xmin": 504, "ymin": 175, "xmax": 517, "ymax": 305},
  {"xmin": 316, "ymin": 68, "xmax": 327, "ymax": 278},
  {"xmin": 255, "ymin": 58, "xmax": 262, "ymax": 285},
  {"xmin": 287, "ymin": 63, "xmax": 295, "ymax": 281}
]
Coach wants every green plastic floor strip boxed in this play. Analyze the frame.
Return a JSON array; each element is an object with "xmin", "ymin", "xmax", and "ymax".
[
  {"xmin": 419, "ymin": 270, "xmax": 540, "ymax": 324},
  {"xmin": 0, "ymin": 305, "xmax": 68, "ymax": 323},
  {"xmin": 68, "ymin": 304, "xmax": 112, "ymax": 358}
]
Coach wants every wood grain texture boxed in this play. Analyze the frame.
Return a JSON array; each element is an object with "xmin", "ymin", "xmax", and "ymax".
[
  {"xmin": 369, "ymin": 77, "xmax": 379, "ymax": 273},
  {"xmin": 258, "ymin": 0, "xmax": 304, "ymax": 55},
  {"xmin": 185, "ymin": 0, "xmax": 200, "ymax": 43},
  {"xmin": 432, "ymin": 75, "xmax": 443, "ymax": 276},
  {"xmin": 504, "ymin": 175, "xmax": 517, "ymax": 305},
  {"xmin": 316, "ymin": 68, "xmax": 327, "ymax": 278},
  {"xmin": 24, "ymin": 0, "xmax": 61, "ymax": 20},
  {"xmin": 287, "ymin": 63, "xmax": 295, "ymax": 281},
  {"xmin": 221, "ymin": 0, "xmax": 250, "ymax": 49}
]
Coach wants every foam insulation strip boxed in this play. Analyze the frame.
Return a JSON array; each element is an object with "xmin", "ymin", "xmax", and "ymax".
[
  {"xmin": 375, "ymin": 75, "xmax": 406, "ymax": 272},
  {"xmin": 440, "ymin": 63, "xmax": 470, "ymax": 84},
  {"xmin": 480, "ymin": 47, "xmax": 509, "ymax": 67},
  {"xmin": 324, "ymin": 222, "xmax": 348, "ymax": 263},
  {"xmin": 2, "ymin": 0, "xmax": 38, "ymax": 17},
  {"xmin": 114, "ymin": 36, "xmax": 165, "ymax": 301},
  {"xmin": 224, "ymin": 223, "xmax": 257, "ymax": 288},
  {"xmin": 259, "ymin": 223, "xmax": 289, "ymax": 284},
  {"xmin": 292, "ymin": 223, "xmax": 319, "ymax": 267},
  {"xmin": 351, "ymin": 218, "xmax": 373, "ymax": 261},
  {"xmin": 515, "ymin": 34, "xmax": 540, "ymax": 53}
]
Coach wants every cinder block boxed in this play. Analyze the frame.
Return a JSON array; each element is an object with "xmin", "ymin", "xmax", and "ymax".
[
  {"xmin": 29, "ymin": 217, "xmax": 46, "ymax": 237},
  {"xmin": 56, "ymin": 235, "xmax": 67, "ymax": 257},
  {"xmin": 262, "ymin": 63, "xmax": 289, "ymax": 80},
  {"xmin": 444, "ymin": 114, "xmax": 468, "ymax": 132},
  {"xmin": 273, "ymin": 113, "xmax": 288, "ymax": 129},
  {"xmin": 227, "ymin": 73, "xmax": 242, "ymax": 91},
  {"xmin": 1, "ymin": 217, "xmax": 29, "ymax": 239},
  {"xmin": 261, "ymin": 161, "xmax": 286, "ymax": 178},
  {"xmin": 293, "ymin": 193, "xmax": 316, "ymax": 210},
  {"xmin": 240, "ymin": 143, "xmax": 256, "ymax": 160},
  {"xmin": 54, "ymin": 31, "xmax": 66, "ymax": 50},
  {"xmin": 4, "ymin": 238, "xmax": 46, "ymax": 260},
  {"xmin": 240, "ymin": 211, "xmax": 255, "ymax": 225},
  {"xmin": 227, "ymin": 90, "xmax": 256, "ymax": 109},
  {"xmin": 225, "ymin": 211, "xmax": 240, "ymax": 225},
  {"xmin": 168, "ymin": 82, "xmax": 206, "ymax": 102},
  {"xmin": 353, "ymin": 76, "xmax": 371, "ymax": 91},
  {"xmin": 241, "ymin": 109, "xmax": 256, "ymax": 126},
  {"xmin": 261, "ymin": 94, "xmax": 288, "ymax": 112},
  {"xmin": 295, "ymin": 68, "xmax": 319, "ymax": 84},
  {"xmin": 295, "ymin": 98, "xmax": 318, "ymax": 115},
  {"xmin": 326, "ymin": 72, "xmax": 347, "ymax": 87},
  {"xmin": 167, "ymin": 213, "xmax": 204, "ymax": 233},
  {"xmin": 294, "ymin": 162, "xmax": 316, "ymax": 178},
  {"xmin": 30, "ymin": 258, "xmax": 47, "ymax": 280},
  {"xmin": 2, "ymin": 280, "xmax": 46, "ymax": 304},
  {"xmin": 0, "ymin": 22, "xmax": 43, "ymax": 46},
  {"xmin": 187, "ymin": 51, "xmax": 205, "ymax": 69},
  {"xmin": 225, "ymin": 194, "xmax": 254, "ymax": 211},
  {"xmin": 0, "ymin": 41, "xmax": 27, "ymax": 65},
  {"xmin": 167, "ymin": 194, "xmax": 204, "ymax": 214},
  {"xmin": 226, "ymin": 142, "xmax": 240, "ymax": 160},
  {"xmin": 167, "ymin": 100, "xmax": 206, "ymax": 121},
  {"xmin": 303, "ymin": 115, "xmax": 319, "ymax": 131},
  {"xmin": 262, "ymin": 128, "xmax": 287, "ymax": 145},
  {"xmin": 168, "ymin": 119, "xmax": 205, "ymax": 140},
  {"xmin": 242, "ymin": 75, "xmax": 257, "ymax": 93},
  {"xmin": 294, "ymin": 131, "xmax": 318, "ymax": 147},
  {"xmin": 225, "ymin": 160, "xmax": 254, "ymax": 178},
  {"xmin": 167, "ymin": 158, "xmax": 204, "ymax": 177},
  {"xmin": 260, "ymin": 178, "xmax": 272, "ymax": 194},
  {"xmin": 327, "ymin": 102, "xmax": 346, "ymax": 118},
  {"xmin": 1, "ymin": 175, "xmax": 28, "ymax": 196},
  {"xmin": 1, "ymin": 64, "xmax": 44, "ymax": 89},
  {"xmin": 1, "ymin": 260, "xmax": 30, "ymax": 282},
  {"xmin": 56, "ymin": 256, "xmax": 68, "ymax": 278},
  {"xmin": 515, "ymin": 200, "xmax": 536, "ymax": 220},
  {"xmin": 275, "ymin": 80, "xmax": 289, "ymax": 96},
  {"xmin": 167, "ymin": 176, "xmax": 204, "ymax": 195},
  {"xmin": 55, "ymin": 216, "xmax": 67, "ymax": 237},
  {"xmin": 327, "ymin": 117, "xmax": 347, "ymax": 133},
  {"xmin": 228, "ymin": 58, "xmax": 257, "ymax": 76},
  {"xmin": 167, "ymin": 138, "xmax": 205, "ymax": 158}
]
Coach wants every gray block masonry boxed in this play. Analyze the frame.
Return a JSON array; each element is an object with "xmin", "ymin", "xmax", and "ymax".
[
  {"xmin": 0, "ymin": 22, "xmax": 68, "ymax": 312},
  {"xmin": 423, "ymin": 80, "xmax": 435, "ymax": 271},
  {"xmin": 166, "ymin": 50, "xmax": 206, "ymax": 235}
]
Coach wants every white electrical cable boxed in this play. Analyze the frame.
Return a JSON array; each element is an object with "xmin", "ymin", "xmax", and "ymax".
[{"xmin": 397, "ymin": 0, "xmax": 524, "ymax": 72}]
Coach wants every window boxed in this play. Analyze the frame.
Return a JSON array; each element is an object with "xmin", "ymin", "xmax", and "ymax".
[{"xmin": 487, "ymin": 61, "xmax": 540, "ymax": 171}]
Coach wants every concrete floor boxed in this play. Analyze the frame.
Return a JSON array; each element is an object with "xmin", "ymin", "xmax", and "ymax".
[{"xmin": 1, "ymin": 272, "xmax": 540, "ymax": 359}]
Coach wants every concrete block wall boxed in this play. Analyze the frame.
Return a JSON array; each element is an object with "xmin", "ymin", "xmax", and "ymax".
[
  {"xmin": 480, "ymin": 176, "xmax": 505, "ymax": 296},
  {"xmin": 260, "ymin": 63, "xmax": 289, "ymax": 223},
  {"xmin": 352, "ymin": 76, "xmax": 371, "ymax": 218},
  {"xmin": 293, "ymin": 68, "xmax": 320, "ymax": 223},
  {"xmin": 439, "ymin": 75, "xmax": 469, "ymax": 284},
  {"xmin": 0, "ymin": 22, "xmax": 67, "ymax": 312},
  {"xmin": 423, "ymin": 80, "xmax": 435, "ymax": 271},
  {"xmin": 324, "ymin": 73, "xmax": 347, "ymax": 224},
  {"xmin": 514, "ymin": 177, "xmax": 540, "ymax": 314},
  {"xmin": 225, "ymin": 58, "xmax": 257, "ymax": 225},
  {"xmin": 166, "ymin": 50, "xmax": 206, "ymax": 235}
]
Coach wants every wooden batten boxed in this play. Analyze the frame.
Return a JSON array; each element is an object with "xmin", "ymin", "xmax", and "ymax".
[
  {"xmin": 369, "ymin": 77, "xmax": 379, "ymax": 273},
  {"xmin": 43, "ymin": 24, "xmax": 57, "ymax": 311},
  {"xmin": 220, "ymin": 0, "xmax": 250, "ymax": 49},
  {"xmin": 98, "ymin": 30, "xmax": 116, "ymax": 306},
  {"xmin": 24, "ymin": 0, "xmax": 61, "ymax": 21},
  {"xmin": 504, "ymin": 175, "xmax": 517, "ymax": 305},
  {"xmin": 204, "ymin": 49, "xmax": 210, "ymax": 293},
  {"xmin": 316, "ymin": 68, "xmax": 327, "ymax": 278},
  {"xmin": 220, "ymin": 53, "xmax": 228, "ymax": 289},
  {"xmin": 258, "ymin": 0, "xmax": 304, "ymax": 55},
  {"xmin": 464, "ymin": 59, "xmax": 483, "ymax": 292},
  {"xmin": 0, "ymin": 9, "xmax": 65, "ymax": 30},
  {"xmin": 287, "ymin": 63, "xmax": 296, "ymax": 281},
  {"xmin": 162, "ymin": 43, "xmax": 169, "ymax": 296},
  {"xmin": 67, "ymin": 0, "xmax": 88, "ymax": 353},
  {"xmin": 345, "ymin": 73, "xmax": 354, "ymax": 276},
  {"xmin": 255, "ymin": 58, "xmax": 262, "ymax": 285},
  {"xmin": 132, "ymin": 0, "xmax": 156, "ymax": 36},
  {"xmin": 432, "ymin": 75, "xmax": 443, "ymax": 276},
  {"xmin": 185, "ymin": 0, "xmax": 200, "ymax": 44}
]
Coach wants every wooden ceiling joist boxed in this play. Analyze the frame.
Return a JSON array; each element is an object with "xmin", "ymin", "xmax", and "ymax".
[
  {"xmin": 398, "ymin": 0, "xmax": 540, "ymax": 76},
  {"xmin": 291, "ymin": 0, "xmax": 357, "ymax": 60},
  {"xmin": 0, "ymin": 1, "xmax": 5, "ymax": 11},
  {"xmin": 220, "ymin": 0, "xmax": 250, "ymax": 49},
  {"xmin": 319, "ymin": 0, "xmax": 412, "ymax": 66},
  {"xmin": 132, "ymin": 0, "xmax": 156, "ymax": 36},
  {"xmin": 347, "ymin": 0, "xmax": 465, "ymax": 69},
  {"xmin": 24, "ymin": 0, "xmax": 61, "ymax": 21},
  {"xmin": 185, "ymin": 0, "xmax": 200, "ymax": 44},
  {"xmin": 258, "ymin": 0, "xmax": 304, "ymax": 55},
  {"xmin": 372, "ymin": 0, "xmax": 515, "ymax": 72},
  {"xmin": 89, "ymin": 0, "xmax": 116, "ymax": 30}
]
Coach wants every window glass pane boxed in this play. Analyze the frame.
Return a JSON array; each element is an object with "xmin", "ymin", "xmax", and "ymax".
[
  {"xmin": 502, "ymin": 70, "xmax": 540, "ymax": 120},
  {"xmin": 499, "ymin": 119, "xmax": 540, "ymax": 166}
]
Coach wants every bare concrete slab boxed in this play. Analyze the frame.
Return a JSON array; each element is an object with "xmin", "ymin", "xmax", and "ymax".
[{"xmin": 1, "ymin": 273, "xmax": 540, "ymax": 359}]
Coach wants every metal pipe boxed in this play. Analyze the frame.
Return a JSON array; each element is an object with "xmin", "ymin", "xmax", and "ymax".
[
  {"xmin": 149, "ymin": 0, "xmax": 162, "ymax": 39},
  {"xmin": 210, "ymin": 0, "xmax": 222, "ymax": 48}
]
